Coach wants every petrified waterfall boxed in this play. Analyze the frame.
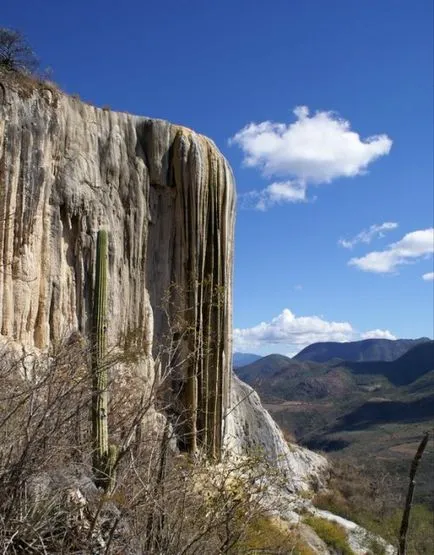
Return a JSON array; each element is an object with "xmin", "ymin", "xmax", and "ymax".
[{"xmin": 0, "ymin": 74, "xmax": 235, "ymax": 458}]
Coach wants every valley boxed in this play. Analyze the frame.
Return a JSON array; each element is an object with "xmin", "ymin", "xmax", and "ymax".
[{"xmin": 235, "ymin": 339, "xmax": 434, "ymax": 509}]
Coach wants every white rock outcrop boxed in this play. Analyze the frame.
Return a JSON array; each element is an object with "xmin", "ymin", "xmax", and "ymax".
[
  {"xmin": 312, "ymin": 509, "xmax": 396, "ymax": 555},
  {"xmin": 224, "ymin": 375, "xmax": 328, "ymax": 493},
  {"xmin": 0, "ymin": 72, "xmax": 234, "ymax": 455},
  {"xmin": 0, "ymin": 68, "xmax": 332, "ymax": 489}
]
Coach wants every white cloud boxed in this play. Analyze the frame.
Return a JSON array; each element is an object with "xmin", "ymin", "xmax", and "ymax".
[
  {"xmin": 233, "ymin": 308, "xmax": 398, "ymax": 354},
  {"xmin": 339, "ymin": 222, "xmax": 398, "ymax": 249},
  {"xmin": 233, "ymin": 308, "xmax": 355, "ymax": 352},
  {"xmin": 248, "ymin": 181, "xmax": 307, "ymax": 210},
  {"xmin": 233, "ymin": 308, "xmax": 396, "ymax": 354},
  {"xmin": 349, "ymin": 228, "xmax": 434, "ymax": 273},
  {"xmin": 422, "ymin": 272, "xmax": 434, "ymax": 281},
  {"xmin": 361, "ymin": 329, "xmax": 397, "ymax": 340},
  {"xmin": 230, "ymin": 106, "xmax": 392, "ymax": 209}
]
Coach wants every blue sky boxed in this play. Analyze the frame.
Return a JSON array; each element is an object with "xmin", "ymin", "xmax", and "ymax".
[{"xmin": 3, "ymin": 0, "xmax": 433, "ymax": 355}]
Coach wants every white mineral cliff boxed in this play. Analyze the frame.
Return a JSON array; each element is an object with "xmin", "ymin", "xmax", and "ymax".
[
  {"xmin": 0, "ymin": 73, "xmax": 234, "ymax": 456},
  {"xmin": 0, "ymin": 68, "xmax": 330, "ymax": 482},
  {"xmin": 224, "ymin": 376, "xmax": 327, "ymax": 493}
]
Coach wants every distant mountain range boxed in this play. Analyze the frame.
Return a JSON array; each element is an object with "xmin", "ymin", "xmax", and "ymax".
[
  {"xmin": 234, "ymin": 337, "xmax": 434, "ymax": 510},
  {"xmin": 237, "ymin": 341, "xmax": 434, "ymax": 401},
  {"xmin": 234, "ymin": 339, "xmax": 434, "ymax": 504},
  {"xmin": 294, "ymin": 337, "xmax": 431, "ymax": 363},
  {"xmin": 233, "ymin": 337, "xmax": 431, "ymax": 372}
]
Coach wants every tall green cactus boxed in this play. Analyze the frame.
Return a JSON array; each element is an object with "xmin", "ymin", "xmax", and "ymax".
[{"xmin": 91, "ymin": 229, "xmax": 115, "ymax": 490}]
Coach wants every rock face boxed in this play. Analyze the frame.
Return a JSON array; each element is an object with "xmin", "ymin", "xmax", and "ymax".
[
  {"xmin": 224, "ymin": 376, "xmax": 328, "ymax": 493},
  {"xmin": 0, "ymin": 73, "xmax": 234, "ymax": 457},
  {"xmin": 0, "ymin": 71, "xmax": 326, "ymax": 482}
]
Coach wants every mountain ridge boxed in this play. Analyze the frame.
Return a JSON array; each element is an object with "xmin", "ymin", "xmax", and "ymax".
[
  {"xmin": 294, "ymin": 337, "xmax": 431, "ymax": 363},
  {"xmin": 236, "ymin": 341, "xmax": 434, "ymax": 401}
]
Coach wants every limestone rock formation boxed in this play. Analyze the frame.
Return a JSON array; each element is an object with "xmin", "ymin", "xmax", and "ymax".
[
  {"xmin": 224, "ymin": 376, "xmax": 328, "ymax": 493},
  {"xmin": 0, "ymin": 72, "xmax": 234, "ymax": 457}
]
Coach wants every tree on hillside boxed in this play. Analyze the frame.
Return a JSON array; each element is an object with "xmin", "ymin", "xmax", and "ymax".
[{"xmin": 0, "ymin": 27, "xmax": 39, "ymax": 73}]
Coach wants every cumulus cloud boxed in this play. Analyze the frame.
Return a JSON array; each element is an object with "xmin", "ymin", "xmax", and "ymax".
[
  {"xmin": 422, "ymin": 272, "xmax": 434, "ymax": 281},
  {"xmin": 349, "ymin": 228, "xmax": 434, "ymax": 273},
  {"xmin": 233, "ymin": 308, "xmax": 398, "ymax": 353},
  {"xmin": 339, "ymin": 222, "xmax": 398, "ymax": 249},
  {"xmin": 230, "ymin": 106, "xmax": 392, "ymax": 210},
  {"xmin": 360, "ymin": 329, "xmax": 397, "ymax": 340},
  {"xmin": 245, "ymin": 181, "xmax": 307, "ymax": 210},
  {"xmin": 233, "ymin": 308, "xmax": 355, "ymax": 351}
]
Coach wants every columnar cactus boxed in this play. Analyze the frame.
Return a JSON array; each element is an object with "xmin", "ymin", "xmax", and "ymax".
[{"xmin": 91, "ymin": 229, "xmax": 113, "ymax": 490}]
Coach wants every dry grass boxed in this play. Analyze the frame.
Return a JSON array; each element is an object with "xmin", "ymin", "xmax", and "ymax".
[{"xmin": 0, "ymin": 66, "xmax": 59, "ymax": 102}]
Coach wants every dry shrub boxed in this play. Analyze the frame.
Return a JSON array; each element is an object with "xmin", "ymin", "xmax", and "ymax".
[{"xmin": 0, "ymin": 336, "xmax": 291, "ymax": 554}]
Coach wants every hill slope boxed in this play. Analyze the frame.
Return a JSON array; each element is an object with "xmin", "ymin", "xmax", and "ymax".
[
  {"xmin": 236, "ymin": 354, "xmax": 293, "ymax": 382},
  {"xmin": 233, "ymin": 352, "xmax": 262, "ymax": 368}
]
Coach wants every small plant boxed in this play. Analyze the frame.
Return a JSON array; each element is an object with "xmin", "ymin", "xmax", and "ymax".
[{"xmin": 304, "ymin": 515, "xmax": 354, "ymax": 555}]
